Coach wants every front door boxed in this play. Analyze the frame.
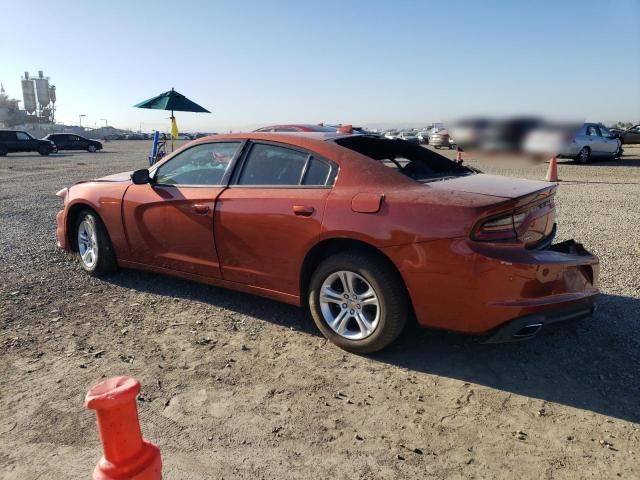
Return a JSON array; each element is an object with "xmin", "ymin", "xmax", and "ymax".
[
  {"xmin": 215, "ymin": 141, "xmax": 337, "ymax": 296},
  {"xmin": 122, "ymin": 141, "xmax": 243, "ymax": 278}
]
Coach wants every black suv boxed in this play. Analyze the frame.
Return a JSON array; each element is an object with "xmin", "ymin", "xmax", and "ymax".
[
  {"xmin": 43, "ymin": 133, "xmax": 103, "ymax": 152},
  {"xmin": 0, "ymin": 130, "xmax": 56, "ymax": 157},
  {"xmin": 0, "ymin": 130, "xmax": 56, "ymax": 156}
]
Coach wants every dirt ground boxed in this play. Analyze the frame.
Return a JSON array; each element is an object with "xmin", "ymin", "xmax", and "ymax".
[{"xmin": 1, "ymin": 141, "xmax": 639, "ymax": 479}]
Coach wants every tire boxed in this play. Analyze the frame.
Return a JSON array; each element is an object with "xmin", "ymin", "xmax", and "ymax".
[
  {"xmin": 308, "ymin": 251, "xmax": 408, "ymax": 353},
  {"xmin": 0, "ymin": 145, "xmax": 7, "ymax": 157},
  {"xmin": 75, "ymin": 209, "xmax": 117, "ymax": 275},
  {"xmin": 87, "ymin": 144, "xmax": 97, "ymax": 153},
  {"xmin": 575, "ymin": 146, "xmax": 590, "ymax": 164},
  {"xmin": 38, "ymin": 145, "xmax": 51, "ymax": 156}
]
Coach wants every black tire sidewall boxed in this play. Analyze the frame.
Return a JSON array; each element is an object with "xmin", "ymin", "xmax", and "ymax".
[
  {"xmin": 308, "ymin": 251, "xmax": 407, "ymax": 353},
  {"xmin": 38, "ymin": 145, "xmax": 51, "ymax": 156}
]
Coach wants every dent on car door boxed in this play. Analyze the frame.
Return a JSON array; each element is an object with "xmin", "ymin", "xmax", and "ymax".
[
  {"xmin": 121, "ymin": 141, "xmax": 243, "ymax": 277},
  {"xmin": 215, "ymin": 142, "xmax": 336, "ymax": 296}
]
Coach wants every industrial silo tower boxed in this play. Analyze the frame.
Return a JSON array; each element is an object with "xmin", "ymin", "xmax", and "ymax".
[
  {"xmin": 21, "ymin": 70, "xmax": 56, "ymax": 123},
  {"xmin": 21, "ymin": 72, "xmax": 37, "ymax": 115}
]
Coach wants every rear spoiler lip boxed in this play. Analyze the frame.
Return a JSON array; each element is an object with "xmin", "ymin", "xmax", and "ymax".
[{"xmin": 512, "ymin": 184, "xmax": 557, "ymax": 210}]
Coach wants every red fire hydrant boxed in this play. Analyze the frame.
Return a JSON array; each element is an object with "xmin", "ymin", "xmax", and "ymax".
[{"xmin": 85, "ymin": 376, "xmax": 162, "ymax": 480}]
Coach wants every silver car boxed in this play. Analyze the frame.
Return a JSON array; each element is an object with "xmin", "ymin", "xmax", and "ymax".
[{"xmin": 524, "ymin": 122, "xmax": 621, "ymax": 164}]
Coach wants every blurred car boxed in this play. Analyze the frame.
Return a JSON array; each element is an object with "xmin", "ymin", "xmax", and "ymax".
[
  {"xmin": 384, "ymin": 130, "xmax": 399, "ymax": 139},
  {"xmin": 524, "ymin": 122, "xmax": 621, "ymax": 164},
  {"xmin": 0, "ymin": 129, "xmax": 55, "ymax": 156},
  {"xmin": 44, "ymin": 133, "xmax": 103, "ymax": 153},
  {"xmin": 417, "ymin": 130, "xmax": 430, "ymax": 144},
  {"xmin": 482, "ymin": 117, "xmax": 543, "ymax": 152},
  {"xmin": 428, "ymin": 129, "xmax": 453, "ymax": 149},
  {"xmin": 448, "ymin": 118, "xmax": 492, "ymax": 150},
  {"xmin": 398, "ymin": 130, "xmax": 420, "ymax": 144},
  {"xmin": 613, "ymin": 124, "xmax": 640, "ymax": 144}
]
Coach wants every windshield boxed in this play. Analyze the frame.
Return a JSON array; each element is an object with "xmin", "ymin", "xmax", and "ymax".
[{"xmin": 335, "ymin": 136, "xmax": 475, "ymax": 183}]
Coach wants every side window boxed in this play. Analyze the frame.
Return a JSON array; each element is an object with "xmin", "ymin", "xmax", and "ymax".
[
  {"xmin": 155, "ymin": 142, "xmax": 241, "ymax": 185},
  {"xmin": 302, "ymin": 157, "xmax": 335, "ymax": 186},
  {"xmin": 586, "ymin": 126, "xmax": 600, "ymax": 137},
  {"xmin": 238, "ymin": 144, "xmax": 308, "ymax": 185},
  {"xmin": 16, "ymin": 132, "xmax": 30, "ymax": 141},
  {"xmin": 0, "ymin": 131, "xmax": 14, "ymax": 141}
]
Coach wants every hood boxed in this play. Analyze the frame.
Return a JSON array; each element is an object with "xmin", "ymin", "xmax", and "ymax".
[
  {"xmin": 95, "ymin": 171, "xmax": 133, "ymax": 182},
  {"xmin": 428, "ymin": 174, "xmax": 552, "ymax": 199}
]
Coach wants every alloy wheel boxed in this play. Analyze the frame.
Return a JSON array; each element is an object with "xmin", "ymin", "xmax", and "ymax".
[
  {"xmin": 319, "ymin": 270, "xmax": 380, "ymax": 340},
  {"xmin": 77, "ymin": 219, "xmax": 98, "ymax": 269}
]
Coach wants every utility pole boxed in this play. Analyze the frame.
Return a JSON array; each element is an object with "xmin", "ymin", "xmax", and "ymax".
[
  {"xmin": 79, "ymin": 114, "xmax": 86, "ymax": 127},
  {"xmin": 100, "ymin": 118, "xmax": 108, "ymax": 127}
]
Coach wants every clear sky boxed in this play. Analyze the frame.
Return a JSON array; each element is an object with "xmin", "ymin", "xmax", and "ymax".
[{"xmin": 1, "ymin": 0, "xmax": 638, "ymax": 132}]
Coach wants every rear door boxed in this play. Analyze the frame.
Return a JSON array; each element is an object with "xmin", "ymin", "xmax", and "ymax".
[
  {"xmin": 69, "ymin": 135, "xmax": 86, "ymax": 150},
  {"xmin": 215, "ymin": 141, "xmax": 337, "ymax": 296},
  {"xmin": 122, "ymin": 141, "xmax": 244, "ymax": 277}
]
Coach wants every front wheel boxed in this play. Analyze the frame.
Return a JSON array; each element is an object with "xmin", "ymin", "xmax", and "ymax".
[
  {"xmin": 309, "ymin": 251, "xmax": 408, "ymax": 353},
  {"xmin": 0, "ymin": 145, "xmax": 7, "ymax": 156},
  {"xmin": 87, "ymin": 144, "xmax": 97, "ymax": 153},
  {"xmin": 75, "ymin": 210, "xmax": 117, "ymax": 275}
]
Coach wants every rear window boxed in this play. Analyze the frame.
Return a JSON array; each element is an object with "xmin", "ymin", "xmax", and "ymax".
[{"xmin": 334, "ymin": 136, "xmax": 475, "ymax": 183}]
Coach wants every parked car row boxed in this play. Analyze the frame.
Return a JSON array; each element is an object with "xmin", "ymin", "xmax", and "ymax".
[{"xmin": 383, "ymin": 124, "xmax": 454, "ymax": 149}]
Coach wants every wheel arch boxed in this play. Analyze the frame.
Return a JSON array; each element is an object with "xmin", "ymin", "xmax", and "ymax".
[
  {"xmin": 299, "ymin": 237, "xmax": 412, "ymax": 312},
  {"xmin": 66, "ymin": 202, "xmax": 105, "ymax": 252}
]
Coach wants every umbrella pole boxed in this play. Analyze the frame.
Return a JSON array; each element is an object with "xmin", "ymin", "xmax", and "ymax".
[{"xmin": 171, "ymin": 110, "xmax": 175, "ymax": 152}]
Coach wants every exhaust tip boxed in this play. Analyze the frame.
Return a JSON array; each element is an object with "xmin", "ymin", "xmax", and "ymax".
[{"xmin": 512, "ymin": 323, "xmax": 543, "ymax": 338}]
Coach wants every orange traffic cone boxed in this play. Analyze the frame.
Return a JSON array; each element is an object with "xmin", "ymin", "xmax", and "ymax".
[
  {"xmin": 545, "ymin": 156, "xmax": 559, "ymax": 182},
  {"xmin": 85, "ymin": 376, "xmax": 162, "ymax": 480}
]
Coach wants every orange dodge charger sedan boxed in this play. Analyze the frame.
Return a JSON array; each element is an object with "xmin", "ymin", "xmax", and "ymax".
[{"xmin": 56, "ymin": 133, "xmax": 599, "ymax": 352}]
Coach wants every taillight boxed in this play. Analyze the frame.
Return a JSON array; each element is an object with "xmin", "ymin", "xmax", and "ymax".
[{"xmin": 472, "ymin": 209, "xmax": 528, "ymax": 242}]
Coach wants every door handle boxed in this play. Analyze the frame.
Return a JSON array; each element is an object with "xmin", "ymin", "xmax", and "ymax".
[
  {"xmin": 193, "ymin": 204, "xmax": 210, "ymax": 214},
  {"xmin": 293, "ymin": 205, "xmax": 315, "ymax": 216}
]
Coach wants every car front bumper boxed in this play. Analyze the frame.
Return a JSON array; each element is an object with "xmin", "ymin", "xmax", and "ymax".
[
  {"xmin": 56, "ymin": 209, "xmax": 70, "ymax": 250},
  {"xmin": 382, "ymin": 238, "xmax": 599, "ymax": 336}
]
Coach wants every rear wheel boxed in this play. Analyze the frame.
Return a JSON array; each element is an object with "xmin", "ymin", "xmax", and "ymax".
[
  {"xmin": 87, "ymin": 144, "xmax": 97, "ymax": 153},
  {"xmin": 75, "ymin": 210, "xmax": 117, "ymax": 275},
  {"xmin": 0, "ymin": 145, "xmax": 7, "ymax": 156},
  {"xmin": 38, "ymin": 145, "xmax": 51, "ymax": 156},
  {"xmin": 309, "ymin": 251, "xmax": 408, "ymax": 353},
  {"xmin": 575, "ymin": 146, "xmax": 590, "ymax": 164}
]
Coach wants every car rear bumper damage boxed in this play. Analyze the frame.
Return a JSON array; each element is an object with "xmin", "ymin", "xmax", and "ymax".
[
  {"xmin": 383, "ymin": 238, "xmax": 599, "ymax": 337},
  {"xmin": 480, "ymin": 296, "xmax": 596, "ymax": 343}
]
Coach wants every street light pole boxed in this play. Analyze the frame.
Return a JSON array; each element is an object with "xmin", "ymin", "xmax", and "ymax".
[
  {"xmin": 79, "ymin": 114, "xmax": 86, "ymax": 127},
  {"xmin": 100, "ymin": 118, "xmax": 108, "ymax": 127}
]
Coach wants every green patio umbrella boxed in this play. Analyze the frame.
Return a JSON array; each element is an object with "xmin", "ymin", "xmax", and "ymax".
[{"xmin": 134, "ymin": 88, "xmax": 211, "ymax": 150}]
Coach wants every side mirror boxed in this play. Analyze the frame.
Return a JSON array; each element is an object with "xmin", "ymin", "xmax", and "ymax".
[{"xmin": 131, "ymin": 168, "xmax": 151, "ymax": 185}]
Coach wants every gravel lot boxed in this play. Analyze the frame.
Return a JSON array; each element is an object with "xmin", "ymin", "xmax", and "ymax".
[{"xmin": 1, "ymin": 141, "xmax": 639, "ymax": 479}]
